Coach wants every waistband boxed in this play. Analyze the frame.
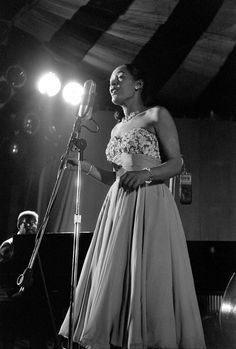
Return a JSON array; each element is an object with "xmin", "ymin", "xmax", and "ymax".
[{"xmin": 113, "ymin": 153, "xmax": 163, "ymax": 185}]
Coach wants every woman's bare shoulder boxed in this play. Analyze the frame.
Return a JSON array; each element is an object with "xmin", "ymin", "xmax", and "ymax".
[
  {"xmin": 152, "ymin": 106, "xmax": 175, "ymax": 124},
  {"xmin": 110, "ymin": 122, "xmax": 121, "ymax": 138},
  {"xmin": 145, "ymin": 106, "xmax": 163, "ymax": 121}
]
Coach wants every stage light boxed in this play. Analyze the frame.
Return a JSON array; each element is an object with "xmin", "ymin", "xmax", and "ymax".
[
  {"xmin": 62, "ymin": 81, "xmax": 83, "ymax": 106},
  {"xmin": 23, "ymin": 112, "xmax": 40, "ymax": 135},
  {"xmin": 10, "ymin": 142, "xmax": 19, "ymax": 155},
  {"xmin": 37, "ymin": 72, "xmax": 61, "ymax": 97},
  {"xmin": 8, "ymin": 135, "xmax": 27, "ymax": 160},
  {"xmin": 5, "ymin": 65, "xmax": 27, "ymax": 89}
]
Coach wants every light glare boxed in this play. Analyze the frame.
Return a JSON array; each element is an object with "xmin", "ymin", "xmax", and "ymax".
[
  {"xmin": 37, "ymin": 72, "xmax": 61, "ymax": 97},
  {"xmin": 62, "ymin": 81, "xmax": 83, "ymax": 106}
]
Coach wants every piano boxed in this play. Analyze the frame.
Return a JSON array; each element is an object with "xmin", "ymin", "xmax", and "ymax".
[{"xmin": 0, "ymin": 232, "xmax": 93, "ymax": 347}]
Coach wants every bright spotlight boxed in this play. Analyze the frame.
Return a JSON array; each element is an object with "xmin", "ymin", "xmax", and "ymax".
[
  {"xmin": 62, "ymin": 81, "xmax": 83, "ymax": 106},
  {"xmin": 37, "ymin": 72, "xmax": 61, "ymax": 97}
]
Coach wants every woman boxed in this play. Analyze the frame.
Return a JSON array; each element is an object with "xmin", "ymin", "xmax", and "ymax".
[{"xmin": 60, "ymin": 64, "xmax": 206, "ymax": 349}]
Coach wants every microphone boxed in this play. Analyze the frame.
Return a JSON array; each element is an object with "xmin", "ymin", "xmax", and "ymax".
[{"xmin": 78, "ymin": 79, "xmax": 96, "ymax": 119}]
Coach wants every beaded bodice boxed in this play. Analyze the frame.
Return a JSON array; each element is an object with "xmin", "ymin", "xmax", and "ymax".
[{"xmin": 106, "ymin": 127, "xmax": 161, "ymax": 165}]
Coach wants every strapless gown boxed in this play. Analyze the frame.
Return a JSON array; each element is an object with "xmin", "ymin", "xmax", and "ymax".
[{"xmin": 59, "ymin": 125, "xmax": 206, "ymax": 349}]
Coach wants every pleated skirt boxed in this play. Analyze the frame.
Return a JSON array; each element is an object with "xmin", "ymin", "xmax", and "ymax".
[{"xmin": 59, "ymin": 179, "xmax": 206, "ymax": 349}]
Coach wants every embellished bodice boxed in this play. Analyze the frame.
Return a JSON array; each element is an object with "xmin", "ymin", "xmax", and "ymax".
[{"xmin": 106, "ymin": 127, "xmax": 161, "ymax": 166}]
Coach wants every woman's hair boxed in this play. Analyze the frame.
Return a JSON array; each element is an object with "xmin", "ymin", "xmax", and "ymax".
[
  {"xmin": 114, "ymin": 63, "xmax": 154, "ymax": 122},
  {"xmin": 126, "ymin": 64, "xmax": 147, "ymax": 101}
]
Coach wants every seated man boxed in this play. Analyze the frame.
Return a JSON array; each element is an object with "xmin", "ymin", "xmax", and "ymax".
[
  {"xmin": 0, "ymin": 210, "xmax": 51, "ymax": 349},
  {"xmin": 0, "ymin": 210, "xmax": 38, "ymax": 263}
]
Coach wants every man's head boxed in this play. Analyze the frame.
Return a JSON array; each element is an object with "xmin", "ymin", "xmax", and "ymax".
[{"xmin": 17, "ymin": 210, "xmax": 39, "ymax": 234}]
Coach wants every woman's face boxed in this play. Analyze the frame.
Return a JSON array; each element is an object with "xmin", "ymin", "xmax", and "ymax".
[{"xmin": 109, "ymin": 65, "xmax": 136, "ymax": 105}]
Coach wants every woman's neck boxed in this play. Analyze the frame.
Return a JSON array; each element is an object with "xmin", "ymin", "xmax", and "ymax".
[{"xmin": 122, "ymin": 102, "xmax": 145, "ymax": 118}]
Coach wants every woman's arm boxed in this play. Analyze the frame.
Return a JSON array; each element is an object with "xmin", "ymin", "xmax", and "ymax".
[
  {"xmin": 67, "ymin": 158, "xmax": 116, "ymax": 186},
  {"xmin": 151, "ymin": 107, "xmax": 183, "ymax": 180}
]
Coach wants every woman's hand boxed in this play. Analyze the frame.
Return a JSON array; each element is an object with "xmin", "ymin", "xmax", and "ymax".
[
  {"xmin": 66, "ymin": 156, "xmax": 78, "ymax": 169},
  {"xmin": 66, "ymin": 157, "xmax": 91, "ymax": 174},
  {"xmin": 119, "ymin": 170, "xmax": 150, "ymax": 191}
]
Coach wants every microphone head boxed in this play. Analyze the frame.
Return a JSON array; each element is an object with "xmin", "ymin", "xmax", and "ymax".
[
  {"xmin": 84, "ymin": 79, "xmax": 96, "ymax": 95},
  {"xmin": 78, "ymin": 80, "xmax": 96, "ymax": 118}
]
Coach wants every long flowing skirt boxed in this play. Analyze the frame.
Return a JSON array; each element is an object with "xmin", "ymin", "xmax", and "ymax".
[{"xmin": 59, "ymin": 179, "xmax": 206, "ymax": 349}]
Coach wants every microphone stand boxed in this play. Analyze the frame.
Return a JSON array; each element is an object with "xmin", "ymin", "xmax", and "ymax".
[
  {"xmin": 67, "ymin": 119, "xmax": 86, "ymax": 349},
  {"xmin": 16, "ymin": 111, "xmax": 88, "ymax": 349}
]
